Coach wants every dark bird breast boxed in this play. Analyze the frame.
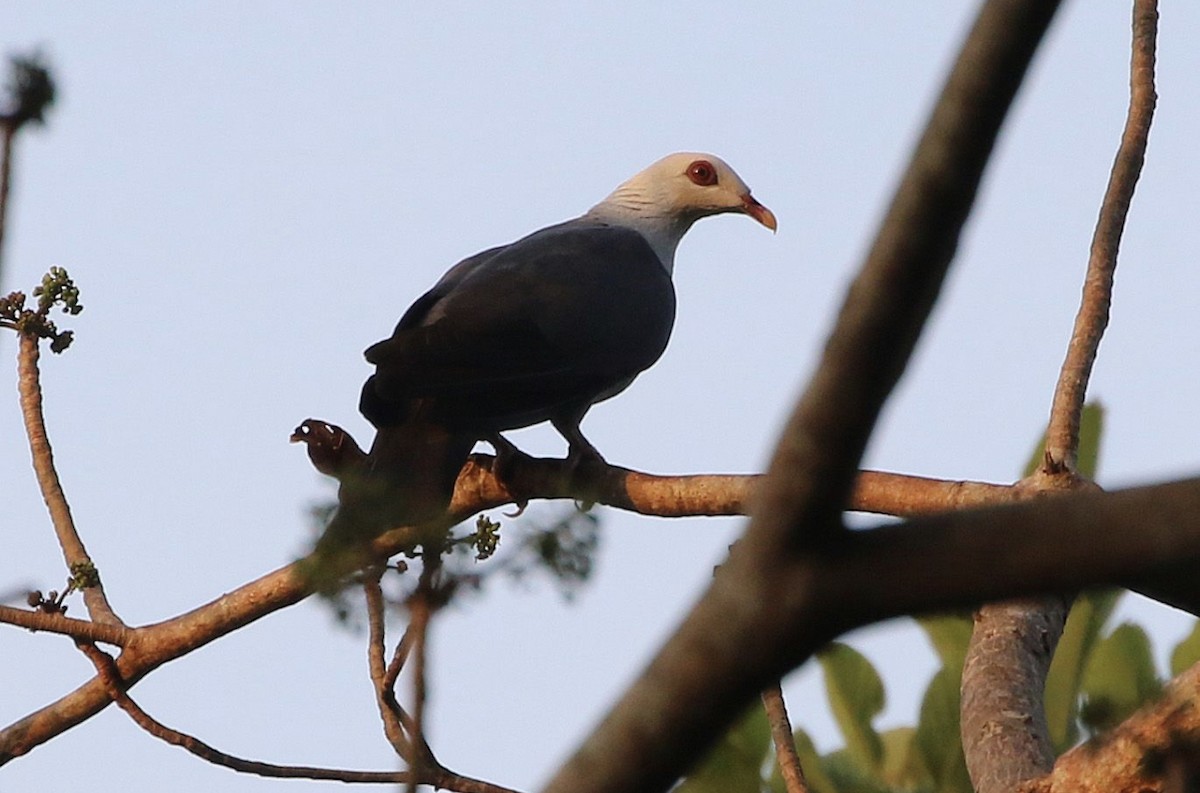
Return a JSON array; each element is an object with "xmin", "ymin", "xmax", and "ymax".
[{"xmin": 360, "ymin": 221, "xmax": 677, "ymax": 436}]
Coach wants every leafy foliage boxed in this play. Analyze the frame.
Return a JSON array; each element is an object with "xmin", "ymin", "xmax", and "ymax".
[
  {"xmin": 818, "ymin": 643, "xmax": 885, "ymax": 773},
  {"xmin": 677, "ymin": 704, "xmax": 771, "ymax": 793},
  {"xmin": 0, "ymin": 266, "xmax": 83, "ymax": 351},
  {"xmin": 1079, "ymin": 622, "xmax": 1161, "ymax": 734}
]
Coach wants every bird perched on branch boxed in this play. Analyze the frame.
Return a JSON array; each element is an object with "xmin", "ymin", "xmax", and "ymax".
[{"xmin": 320, "ymin": 152, "xmax": 775, "ymax": 558}]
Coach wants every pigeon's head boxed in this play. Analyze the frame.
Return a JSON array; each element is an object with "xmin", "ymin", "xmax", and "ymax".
[{"xmin": 600, "ymin": 152, "xmax": 777, "ymax": 232}]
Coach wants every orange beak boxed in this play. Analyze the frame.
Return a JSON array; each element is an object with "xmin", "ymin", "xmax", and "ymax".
[{"xmin": 741, "ymin": 194, "xmax": 778, "ymax": 232}]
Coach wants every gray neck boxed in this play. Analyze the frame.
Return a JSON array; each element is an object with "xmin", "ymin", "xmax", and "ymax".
[{"xmin": 583, "ymin": 200, "xmax": 693, "ymax": 275}]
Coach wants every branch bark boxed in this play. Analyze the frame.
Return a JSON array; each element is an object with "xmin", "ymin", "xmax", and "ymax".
[
  {"xmin": 543, "ymin": 2, "xmax": 1063, "ymax": 791},
  {"xmin": 961, "ymin": 598, "xmax": 1068, "ymax": 793},
  {"xmin": 964, "ymin": 4, "xmax": 1159, "ymax": 790},
  {"xmin": 17, "ymin": 334, "xmax": 123, "ymax": 626},
  {"xmin": 0, "ymin": 605, "xmax": 129, "ymax": 646},
  {"xmin": 6, "ymin": 466, "xmax": 1200, "ymax": 769},
  {"xmin": 1020, "ymin": 660, "xmax": 1200, "ymax": 792},
  {"xmin": 762, "ymin": 683, "xmax": 808, "ymax": 793},
  {"xmin": 1044, "ymin": 0, "xmax": 1158, "ymax": 471}
]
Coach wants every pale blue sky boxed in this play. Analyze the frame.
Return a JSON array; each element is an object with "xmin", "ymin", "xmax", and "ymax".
[{"xmin": 2, "ymin": 3, "xmax": 1199, "ymax": 791}]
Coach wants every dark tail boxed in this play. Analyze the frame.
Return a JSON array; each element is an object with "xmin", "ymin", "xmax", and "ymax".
[{"xmin": 308, "ymin": 421, "xmax": 475, "ymax": 587}]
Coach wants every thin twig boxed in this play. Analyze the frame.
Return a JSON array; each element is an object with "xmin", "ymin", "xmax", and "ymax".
[
  {"xmin": 83, "ymin": 634, "xmax": 524, "ymax": 792},
  {"xmin": 0, "ymin": 604, "xmax": 129, "ymax": 646},
  {"xmin": 1044, "ymin": 0, "xmax": 1158, "ymax": 470},
  {"xmin": 17, "ymin": 334, "xmax": 123, "ymax": 626},
  {"xmin": 385, "ymin": 625, "xmax": 414, "ymax": 691},
  {"xmin": 407, "ymin": 564, "xmax": 438, "ymax": 793},
  {"xmin": 75, "ymin": 640, "xmax": 416, "ymax": 784},
  {"xmin": 761, "ymin": 683, "xmax": 808, "ymax": 793},
  {"xmin": 364, "ymin": 568, "xmax": 412, "ymax": 758},
  {"xmin": 0, "ymin": 123, "xmax": 13, "ymax": 283}
]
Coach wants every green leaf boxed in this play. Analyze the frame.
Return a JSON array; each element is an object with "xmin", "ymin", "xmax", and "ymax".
[
  {"xmin": 915, "ymin": 667, "xmax": 972, "ymax": 793},
  {"xmin": 1044, "ymin": 588, "xmax": 1122, "ymax": 751},
  {"xmin": 1074, "ymin": 402, "xmax": 1104, "ymax": 479},
  {"xmin": 678, "ymin": 702, "xmax": 771, "ymax": 793},
  {"xmin": 1170, "ymin": 621, "xmax": 1200, "ymax": 677},
  {"xmin": 916, "ymin": 612, "xmax": 974, "ymax": 671},
  {"xmin": 819, "ymin": 642, "xmax": 885, "ymax": 772},
  {"xmin": 878, "ymin": 726, "xmax": 927, "ymax": 789},
  {"xmin": 821, "ymin": 749, "xmax": 895, "ymax": 793},
  {"xmin": 1079, "ymin": 622, "xmax": 1161, "ymax": 735}
]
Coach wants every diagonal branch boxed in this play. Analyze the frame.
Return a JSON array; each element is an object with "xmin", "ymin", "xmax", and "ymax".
[
  {"xmin": 542, "ymin": 3, "xmax": 1063, "ymax": 792},
  {"xmin": 75, "ymin": 640, "xmax": 417, "ymax": 784},
  {"xmin": 77, "ymin": 637, "xmax": 523, "ymax": 791},
  {"xmin": 746, "ymin": 0, "xmax": 1062, "ymax": 554},
  {"xmin": 1044, "ymin": 0, "xmax": 1158, "ymax": 471},
  {"xmin": 762, "ymin": 683, "xmax": 808, "ymax": 793}
]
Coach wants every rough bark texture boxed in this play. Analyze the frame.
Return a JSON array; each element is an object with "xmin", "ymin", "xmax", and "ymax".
[
  {"xmin": 962, "ymin": 598, "xmax": 1069, "ymax": 793},
  {"xmin": 1020, "ymin": 662, "xmax": 1200, "ymax": 793}
]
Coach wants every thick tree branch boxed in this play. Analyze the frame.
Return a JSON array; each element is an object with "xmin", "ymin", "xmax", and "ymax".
[
  {"xmin": 1020, "ymin": 660, "xmax": 1200, "ymax": 792},
  {"xmin": 542, "ymin": 3, "xmax": 1063, "ymax": 791},
  {"xmin": 747, "ymin": 0, "xmax": 1061, "ymax": 555},
  {"xmin": 0, "ymin": 453, "xmax": 1007, "ymax": 762},
  {"xmin": 3, "ymin": 480, "xmax": 1200, "ymax": 768},
  {"xmin": 961, "ymin": 598, "xmax": 1068, "ymax": 793},
  {"xmin": 1044, "ymin": 0, "xmax": 1157, "ymax": 471}
]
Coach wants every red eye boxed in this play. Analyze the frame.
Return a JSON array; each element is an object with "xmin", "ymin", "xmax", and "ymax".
[{"xmin": 686, "ymin": 160, "xmax": 718, "ymax": 186}]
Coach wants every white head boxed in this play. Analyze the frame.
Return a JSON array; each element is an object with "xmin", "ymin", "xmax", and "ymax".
[{"xmin": 585, "ymin": 152, "xmax": 776, "ymax": 272}]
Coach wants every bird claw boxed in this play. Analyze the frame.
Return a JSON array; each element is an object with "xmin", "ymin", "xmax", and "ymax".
[{"xmin": 490, "ymin": 434, "xmax": 537, "ymax": 514}]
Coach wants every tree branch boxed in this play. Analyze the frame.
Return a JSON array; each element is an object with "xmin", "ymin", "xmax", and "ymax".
[
  {"xmin": 961, "ymin": 598, "xmax": 1067, "ymax": 793},
  {"xmin": 1044, "ymin": 0, "xmax": 1158, "ymax": 471},
  {"xmin": 542, "ymin": 2, "xmax": 1063, "ymax": 791},
  {"xmin": 0, "ymin": 604, "xmax": 129, "ymax": 646},
  {"xmin": 964, "ymin": 5, "xmax": 1159, "ymax": 790},
  {"xmin": 0, "ymin": 453, "xmax": 1005, "ymax": 763},
  {"xmin": 17, "ymin": 334, "xmax": 123, "ymax": 626},
  {"xmin": 75, "ymin": 640, "xmax": 418, "ymax": 784},
  {"xmin": 3, "ymin": 477, "xmax": 1200, "ymax": 771},
  {"xmin": 1020, "ymin": 660, "xmax": 1200, "ymax": 792},
  {"xmin": 762, "ymin": 683, "xmax": 808, "ymax": 793},
  {"xmin": 365, "ymin": 569, "xmax": 413, "ymax": 759}
]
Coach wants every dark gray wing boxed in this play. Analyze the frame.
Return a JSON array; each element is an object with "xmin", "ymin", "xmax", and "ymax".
[{"xmin": 360, "ymin": 221, "xmax": 676, "ymax": 432}]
